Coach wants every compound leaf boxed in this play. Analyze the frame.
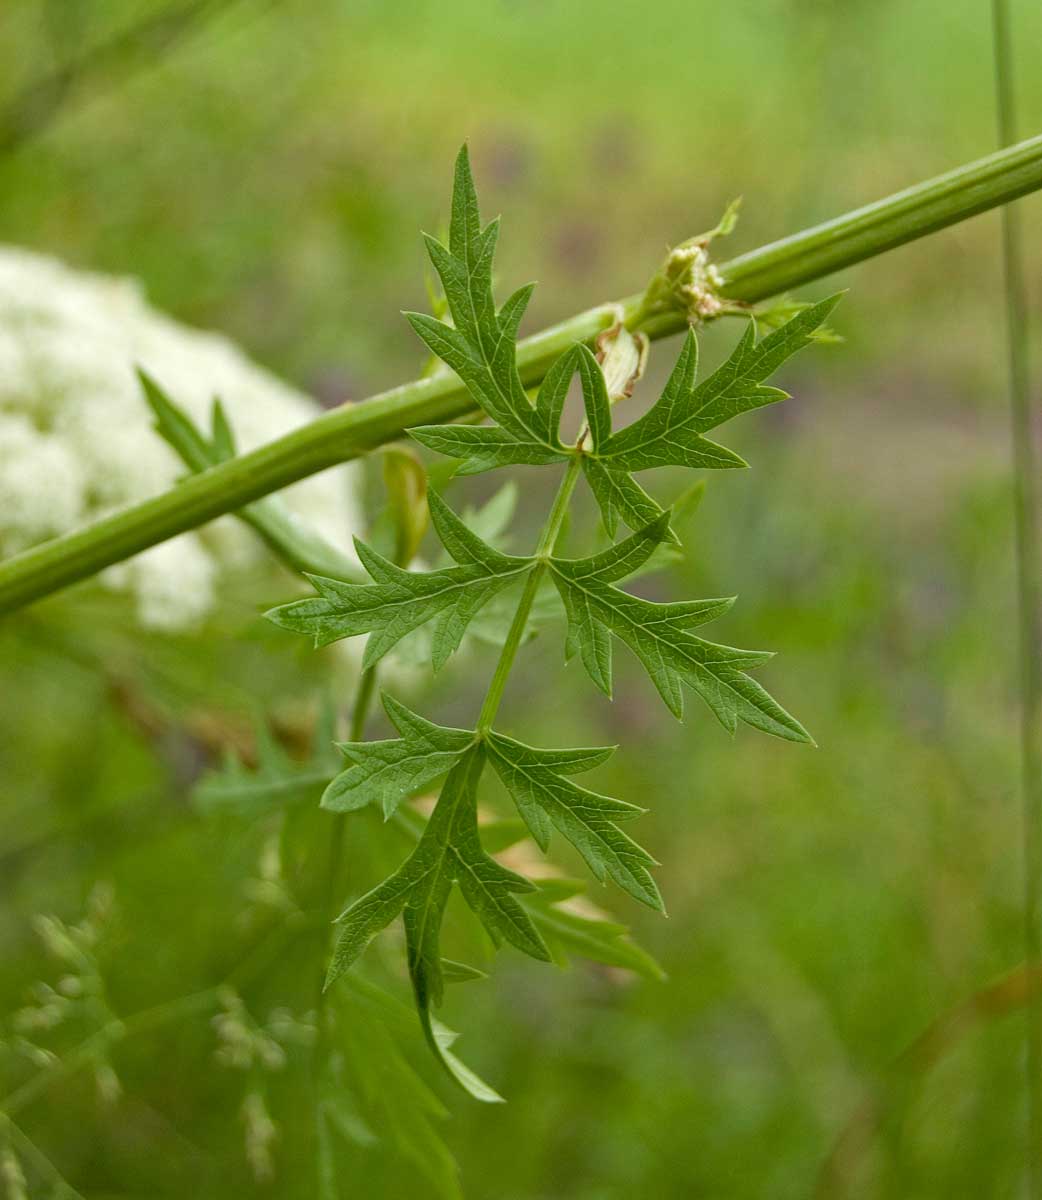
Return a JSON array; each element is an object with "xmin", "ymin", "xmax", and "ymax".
[{"xmin": 576, "ymin": 296, "xmax": 842, "ymax": 536}]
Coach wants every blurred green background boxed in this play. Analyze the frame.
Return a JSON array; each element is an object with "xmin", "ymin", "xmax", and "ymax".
[{"xmin": 3, "ymin": 1, "xmax": 1042, "ymax": 1197}]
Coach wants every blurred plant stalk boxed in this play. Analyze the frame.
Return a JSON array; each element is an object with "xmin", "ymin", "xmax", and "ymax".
[
  {"xmin": 991, "ymin": 2, "xmax": 1042, "ymax": 1193},
  {"xmin": 3, "ymin": 133, "xmax": 1042, "ymax": 614}
]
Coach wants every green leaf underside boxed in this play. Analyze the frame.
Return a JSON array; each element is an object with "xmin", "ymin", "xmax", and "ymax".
[
  {"xmin": 579, "ymin": 295, "xmax": 841, "ymax": 536},
  {"xmin": 323, "ymin": 694, "xmax": 473, "ymax": 818},
  {"xmin": 327, "ymin": 744, "xmax": 548, "ymax": 1098},
  {"xmin": 486, "ymin": 730, "xmax": 663, "ymax": 911},
  {"xmin": 405, "ymin": 146, "xmax": 838, "ymax": 558},
  {"xmin": 600, "ymin": 295, "xmax": 842, "ymax": 472},
  {"xmin": 325, "ymin": 701, "xmax": 666, "ymax": 1093},
  {"xmin": 266, "ymin": 491, "xmax": 535, "ymax": 671},
  {"xmin": 266, "ymin": 148, "xmax": 833, "ymax": 1098},
  {"xmin": 404, "ymin": 146, "xmax": 569, "ymax": 474},
  {"xmin": 409, "ymin": 424, "xmax": 563, "ymax": 475},
  {"xmin": 548, "ymin": 515, "xmax": 813, "ymax": 741}
]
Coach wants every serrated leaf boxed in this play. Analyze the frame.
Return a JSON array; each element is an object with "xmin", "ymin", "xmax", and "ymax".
[
  {"xmin": 573, "ymin": 297, "xmax": 841, "ymax": 537},
  {"xmin": 404, "ymin": 146, "xmax": 574, "ymax": 471},
  {"xmin": 486, "ymin": 730, "xmax": 662, "ymax": 911},
  {"xmin": 581, "ymin": 456, "xmax": 673, "ymax": 542},
  {"xmin": 327, "ymin": 744, "xmax": 550, "ymax": 1097},
  {"xmin": 322, "ymin": 694, "xmax": 473, "ymax": 818},
  {"xmin": 533, "ymin": 344, "xmax": 580, "ymax": 443},
  {"xmin": 576, "ymin": 343, "xmax": 611, "ymax": 451},
  {"xmin": 389, "ymin": 483, "xmax": 545, "ymax": 666},
  {"xmin": 409, "ymin": 423, "xmax": 563, "ymax": 475},
  {"xmin": 548, "ymin": 523, "xmax": 812, "ymax": 741},
  {"xmin": 600, "ymin": 296, "xmax": 841, "ymax": 472},
  {"xmin": 265, "ymin": 495, "xmax": 535, "ymax": 670},
  {"xmin": 141, "ymin": 372, "xmax": 363, "ymax": 583}
]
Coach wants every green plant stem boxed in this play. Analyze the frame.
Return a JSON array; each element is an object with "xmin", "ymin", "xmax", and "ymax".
[
  {"xmin": 475, "ymin": 456, "xmax": 582, "ymax": 733},
  {"xmin": 3, "ymin": 134, "xmax": 1042, "ymax": 616},
  {"xmin": 817, "ymin": 961, "xmax": 1042, "ymax": 1197},
  {"xmin": 991, "ymin": 4, "xmax": 1042, "ymax": 1193}
]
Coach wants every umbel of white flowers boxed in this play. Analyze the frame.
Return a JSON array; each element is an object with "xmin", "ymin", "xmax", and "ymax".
[{"xmin": 0, "ymin": 246, "xmax": 363, "ymax": 630}]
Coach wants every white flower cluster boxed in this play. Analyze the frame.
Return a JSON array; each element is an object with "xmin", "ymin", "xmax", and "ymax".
[{"xmin": 0, "ymin": 246, "xmax": 363, "ymax": 630}]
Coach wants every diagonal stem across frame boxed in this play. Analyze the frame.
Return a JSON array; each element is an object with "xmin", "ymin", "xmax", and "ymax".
[{"xmin": 3, "ymin": 134, "xmax": 1042, "ymax": 615}]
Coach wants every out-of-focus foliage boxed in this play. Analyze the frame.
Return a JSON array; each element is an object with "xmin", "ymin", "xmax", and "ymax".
[
  {"xmin": 1, "ymin": 1, "xmax": 1039, "ymax": 1197},
  {"xmin": 0, "ymin": 244, "xmax": 363, "ymax": 629}
]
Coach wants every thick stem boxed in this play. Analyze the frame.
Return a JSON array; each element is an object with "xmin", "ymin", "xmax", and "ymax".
[
  {"xmin": 475, "ymin": 456, "xmax": 581, "ymax": 734},
  {"xmin": 991, "ymin": 4, "xmax": 1042, "ymax": 1192},
  {"xmin": 3, "ymin": 134, "xmax": 1042, "ymax": 615}
]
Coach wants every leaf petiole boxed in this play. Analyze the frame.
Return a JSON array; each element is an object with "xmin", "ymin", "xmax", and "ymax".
[{"xmin": 474, "ymin": 454, "xmax": 582, "ymax": 734}]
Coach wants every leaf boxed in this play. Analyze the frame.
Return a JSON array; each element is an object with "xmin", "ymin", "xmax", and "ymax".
[
  {"xmin": 548, "ymin": 518, "xmax": 813, "ymax": 741},
  {"xmin": 600, "ymin": 296, "xmax": 842, "ymax": 471},
  {"xmin": 486, "ymin": 730, "xmax": 663, "ymax": 911},
  {"xmin": 389, "ymin": 482, "xmax": 553, "ymax": 665},
  {"xmin": 139, "ymin": 368, "xmax": 220, "ymax": 474},
  {"xmin": 440, "ymin": 959, "xmax": 488, "ymax": 983},
  {"xmin": 404, "ymin": 145, "xmax": 575, "ymax": 470},
  {"xmin": 576, "ymin": 297, "xmax": 841, "ymax": 537},
  {"xmin": 327, "ymin": 744, "xmax": 550, "ymax": 1098},
  {"xmin": 194, "ymin": 700, "xmax": 340, "ymax": 816},
  {"xmin": 409, "ymin": 423, "xmax": 563, "ymax": 475},
  {"xmin": 333, "ymin": 977, "xmax": 463, "ymax": 1199},
  {"xmin": 141, "ymin": 373, "xmax": 362, "ymax": 583},
  {"xmin": 322, "ymin": 693, "xmax": 473, "ymax": 819},
  {"xmin": 533, "ymin": 344, "xmax": 580, "ymax": 443},
  {"xmin": 522, "ymin": 879, "xmax": 666, "ymax": 980},
  {"xmin": 581, "ymin": 456, "xmax": 673, "ymax": 542},
  {"xmin": 422, "ymin": 1015, "xmax": 503, "ymax": 1104},
  {"xmin": 265, "ymin": 492, "xmax": 535, "ymax": 671},
  {"xmin": 576, "ymin": 343, "xmax": 611, "ymax": 452}
]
